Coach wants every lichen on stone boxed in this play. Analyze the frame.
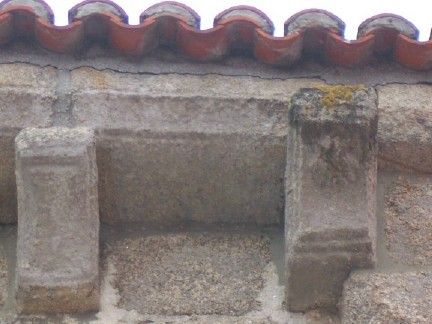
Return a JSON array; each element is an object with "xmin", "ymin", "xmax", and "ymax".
[{"xmin": 316, "ymin": 84, "xmax": 365, "ymax": 108}]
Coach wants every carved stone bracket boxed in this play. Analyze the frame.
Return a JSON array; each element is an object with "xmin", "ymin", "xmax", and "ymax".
[
  {"xmin": 285, "ymin": 86, "xmax": 378, "ymax": 311},
  {"xmin": 15, "ymin": 127, "xmax": 99, "ymax": 313}
]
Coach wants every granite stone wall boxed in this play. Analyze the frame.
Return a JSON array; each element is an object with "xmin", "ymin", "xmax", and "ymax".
[{"xmin": 0, "ymin": 60, "xmax": 431, "ymax": 319}]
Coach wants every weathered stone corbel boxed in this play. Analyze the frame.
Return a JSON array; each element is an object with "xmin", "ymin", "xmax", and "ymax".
[
  {"xmin": 15, "ymin": 127, "xmax": 99, "ymax": 313},
  {"xmin": 285, "ymin": 85, "xmax": 378, "ymax": 311}
]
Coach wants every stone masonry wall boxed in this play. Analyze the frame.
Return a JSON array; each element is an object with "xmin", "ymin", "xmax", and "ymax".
[
  {"xmin": 0, "ymin": 62, "xmax": 430, "ymax": 226},
  {"xmin": 0, "ymin": 1, "xmax": 430, "ymax": 319},
  {"xmin": 0, "ymin": 54, "xmax": 430, "ymax": 319}
]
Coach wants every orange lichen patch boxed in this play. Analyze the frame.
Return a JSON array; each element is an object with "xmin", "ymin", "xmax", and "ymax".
[{"xmin": 316, "ymin": 84, "xmax": 366, "ymax": 108}]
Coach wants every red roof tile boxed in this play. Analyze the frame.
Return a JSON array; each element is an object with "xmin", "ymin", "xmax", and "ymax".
[{"xmin": 0, "ymin": 0, "xmax": 431, "ymax": 70}]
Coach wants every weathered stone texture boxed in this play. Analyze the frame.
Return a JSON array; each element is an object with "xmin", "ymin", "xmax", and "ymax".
[
  {"xmin": 104, "ymin": 232, "xmax": 270, "ymax": 316},
  {"xmin": 70, "ymin": 69, "xmax": 322, "ymax": 225},
  {"xmin": 341, "ymin": 271, "xmax": 432, "ymax": 323},
  {"xmin": 285, "ymin": 86, "xmax": 377, "ymax": 311},
  {"xmin": 0, "ymin": 64, "xmax": 57, "ymax": 224},
  {"xmin": 378, "ymin": 84, "xmax": 432, "ymax": 172},
  {"xmin": 70, "ymin": 68, "xmax": 321, "ymax": 135},
  {"xmin": 15, "ymin": 127, "xmax": 99, "ymax": 313},
  {"xmin": 384, "ymin": 175, "xmax": 432, "ymax": 266},
  {"xmin": 0, "ymin": 64, "xmax": 56, "ymax": 128},
  {"xmin": 70, "ymin": 67, "xmax": 318, "ymax": 100},
  {"xmin": 97, "ymin": 132, "xmax": 285, "ymax": 225}
]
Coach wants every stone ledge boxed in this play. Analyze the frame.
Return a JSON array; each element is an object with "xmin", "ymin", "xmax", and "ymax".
[
  {"xmin": 0, "ymin": 65, "xmax": 431, "ymax": 227},
  {"xmin": 70, "ymin": 69, "xmax": 322, "ymax": 136}
]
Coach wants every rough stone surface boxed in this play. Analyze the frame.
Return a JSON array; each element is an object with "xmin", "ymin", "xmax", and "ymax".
[
  {"xmin": 0, "ymin": 64, "xmax": 56, "ymax": 224},
  {"xmin": 97, "ymin": 132, "xmax": 285, "ymax": 225},
  {"xmin": 1, "ymin": 225, "xmax": 339, "ymax": 323},
  {"xmin": 0, "ymin": 63, "xmax": 431, "ymax": 227},
  {"xmin": 103, "ymin": 231, "xmax": 271, "ymax": 316},
  {"xmin": 0, "ymin": 245, "xmax": 7, "ymax": 308},
  {"xmin": 70, "ymin": 69, "xmax": 322, "ymax": 225},
  {"xmin": 384, "ymin": 174, "xmax": 432, "ymax": 266},
  {"xmin": 70, "ymin": 68, "xmax": 320, "ymax": 135},
  {"xmin": 285, "ymin": 86, "xmax": 378, "ymax": 311},
  {"xmin": 70, "ymin": 67, "xmax": 316, "ymax": 100},
  {"xmin": 0, "ymin": 43, "xmax": 431, "ymax": 84},
  {"xmin": 0, "ymin": 225, "xmax": 16, "ymax": 320},
  {"xmin": 0, "ymin": 129, "xmax": 18, "ymax": 224},
  {"xmin": 0, "ymin": 64, "xmax": 56, "ymax": 129},
  {"xmin": 340, "ymin": 271, "xmax": 432, "ymax": 323},
  {"xmin": 15, "ymin": 127, "xmax": 99, "ymax": 314},
  {"xmin": 378, "ymin": 84, "xmax": 432, "ymax": 173},
  {"xmin": 0, "ymin": 54, "xmax": 428, "ymax": 320}
]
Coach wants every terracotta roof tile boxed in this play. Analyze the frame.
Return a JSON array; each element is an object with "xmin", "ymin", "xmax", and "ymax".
[{"xmin": 0, "ymin": 0, "xmax": 431, "ymax": 70}]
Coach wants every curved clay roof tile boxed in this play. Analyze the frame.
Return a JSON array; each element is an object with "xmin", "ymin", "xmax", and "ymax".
[{"xmin": 0, "ymin": 0, "xmax": 431, "ymax": 70}]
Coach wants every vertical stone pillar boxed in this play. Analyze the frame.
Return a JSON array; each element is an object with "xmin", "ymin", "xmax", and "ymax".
[
  {"xmin": 15, "ymin": 127, "xmax": 99, "ymax": 313},
  {"xmin": 285, "ymin": 86, "xmax": 378, "ymax": 311}
]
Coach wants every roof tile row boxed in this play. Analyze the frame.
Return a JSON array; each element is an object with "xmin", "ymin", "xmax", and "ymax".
[{"xmin": 0, "ymin": 0, "xmax": 431, "ymax": 70}]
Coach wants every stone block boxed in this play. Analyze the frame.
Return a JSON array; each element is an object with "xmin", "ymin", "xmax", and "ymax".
[
  {"xmin": 70, "ymin": 69, "xmax": 322, "ymax": 225},
  {"xmin": 15, "ymin": 127, "xmax": 99, "ymax": 313},
  {"xmin": 97, "ymin": 131, "xmax": 285, "ymax": 225},
  {"xmin": 0, "ymin": 64, "xmax": 56, "ymax": 129},
  {"xmin": 340, "ymin": 271, "xmax": 432, "ymax": 323},
  {"xmin": 378, "ymin": 84, "xmax": 432, "ymax": 172},
  {"xmin": 70, "ymin": 68, "xmax": 322, "ymax": 135},
  {"xmin": 285, "ymin": 85, "xmax": 378, "ymax": 311},
  {"xmin": 0, "ymin": 64, "xmax": 56, "ymax": 224},
  {"xmin": 383, "ymin": 174, "xmax": 432, "ymax": 266}
]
